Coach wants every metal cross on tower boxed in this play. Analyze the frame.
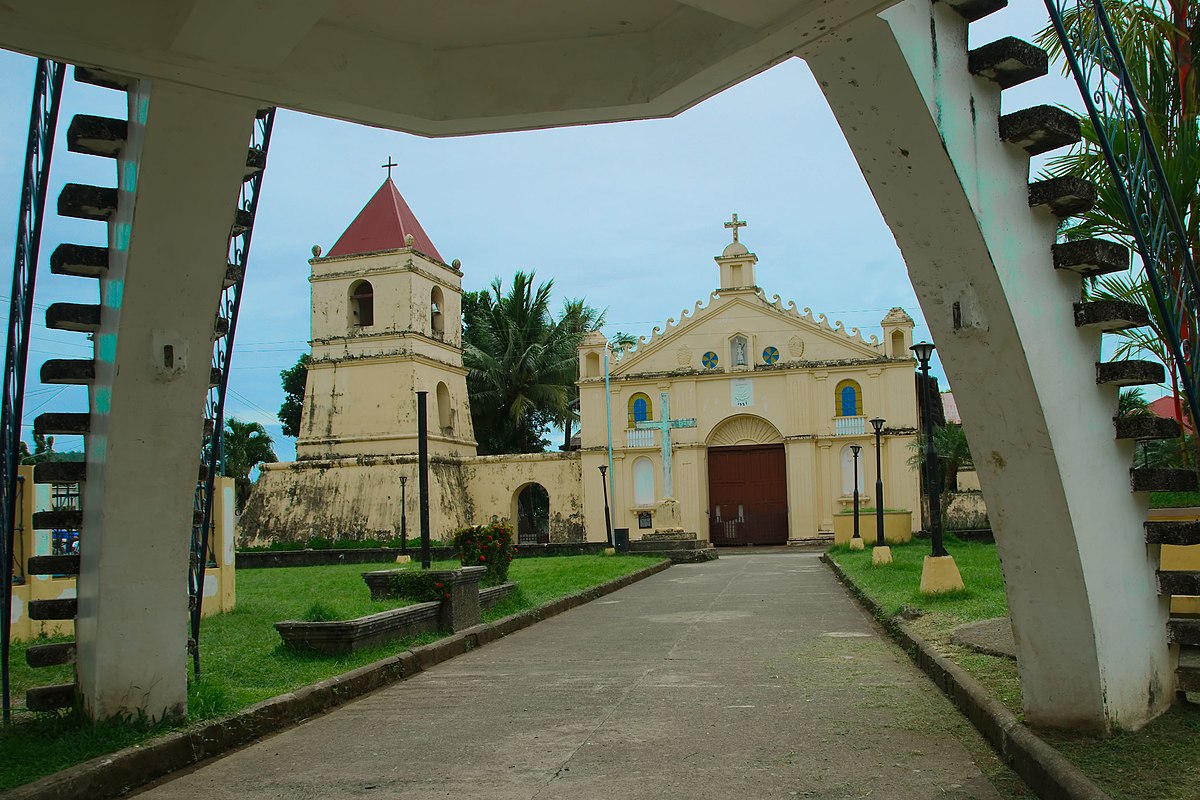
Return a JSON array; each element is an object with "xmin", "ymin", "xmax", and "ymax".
[
  {"xmin": 635, "ymin": 392, "xmax": 696, "ymax": 499},
  {"xmin": 724, "ymin": 212, "xmax": 746, "ymax": 243},
  {"xmin": 382, "ymin": 156, "xmax": 397, "ymax": 180}
]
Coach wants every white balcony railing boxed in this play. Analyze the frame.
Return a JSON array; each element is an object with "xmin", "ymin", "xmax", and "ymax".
[
  {"xmin": 834, "ymin": 416, "xmax": 866, "ymax": 436},
  {"xmin": 626, "ymin": 428, "xmax": 654, "ymax": 448}
]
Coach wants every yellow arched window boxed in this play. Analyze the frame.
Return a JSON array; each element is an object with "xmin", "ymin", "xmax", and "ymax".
[
  {"xmin": 628, "ymin": 392, "xmax": 653, "ymax": 428},
  {"xmin": 835, "ymin": 379, "xmax": 863, "ymax": 417}
]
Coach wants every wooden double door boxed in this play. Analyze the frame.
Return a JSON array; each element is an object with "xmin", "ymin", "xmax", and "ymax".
[{"xmin": 707, "ymin": 445, "xmax": 788, "ymax": 546}]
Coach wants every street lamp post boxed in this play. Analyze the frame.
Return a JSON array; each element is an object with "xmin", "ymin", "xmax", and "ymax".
[
  {"xmin": 910, "ymin": 342, "xmax": 963, "ymax": 593},
  {"xmin": 416, "ymin": 390, "xmax": 431, "ymax": 570},
  {"xmin": 850, "ymin": 444, "xmax": 863, "ymax": 550},
  {"xmin": 869, "ymin": 417, "xmax": 892, "ymax": 565},
  {"xmin": 598, "ymin": 464, "xmax": 614, "ymax": 548},
  {"xmin": 399, "ymin": 475, "xmax": 408, "ymax": 554}
]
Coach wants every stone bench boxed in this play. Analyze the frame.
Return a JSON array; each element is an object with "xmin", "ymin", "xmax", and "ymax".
[{"xmin": 276, "ymin": 566, "xmax": 514, "ymax": 655}]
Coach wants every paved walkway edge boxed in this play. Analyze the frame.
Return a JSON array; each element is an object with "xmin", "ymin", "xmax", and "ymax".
[
  {"xmin": 8, "ymin": 559, "xmax": 673, "ymax": 800},
  {"xmin": 821, "ymin": 554, "xmax": 1112, "ymax": 800}
]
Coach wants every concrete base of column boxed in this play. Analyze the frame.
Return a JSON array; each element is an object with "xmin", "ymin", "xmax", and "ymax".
[
  {"xmin": 849, "ymin": 538, "xmax": 865, "ymax": 551},
  {"xmin": 871, "ymin": 545, "xmax": 893, "ymax": 566},
  {"xmin": 920, "ymin": 555, "xmax": 965, "ymax": 595}
]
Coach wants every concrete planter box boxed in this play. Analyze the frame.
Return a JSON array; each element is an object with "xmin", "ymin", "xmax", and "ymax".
[
  {"xmin": 276, "ymin": 577, "xmax": 516, "ymax": 655},
  {"xmin": 832, "ymin": 509, "xmax": 913, "ymax": 545}
]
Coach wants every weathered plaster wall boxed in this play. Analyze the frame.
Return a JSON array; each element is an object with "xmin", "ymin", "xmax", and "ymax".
[{"xmin": 240, "ymin": 452, "xmax": 586, "ymax": 546}]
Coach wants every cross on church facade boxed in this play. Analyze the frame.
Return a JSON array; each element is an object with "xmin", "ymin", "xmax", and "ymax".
[
  {"xmin": 382, "ymin": 156, "xmax": 398, "ymax": 180},
  {"xmin": 635, "ymin": 392, "xmax": 697, "ymax": 499},
  {"xmin": 724, "ymin": 212, "xmax": 746, "ymax": 243}
]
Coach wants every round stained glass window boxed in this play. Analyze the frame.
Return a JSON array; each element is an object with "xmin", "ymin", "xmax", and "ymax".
[
  {"xmin": 762, "ymin": 346, "xmax": 780, "ymax": 365},
  {"xmin": 702, "ymin": 351, "xmax": 719, "ymax": 369}
]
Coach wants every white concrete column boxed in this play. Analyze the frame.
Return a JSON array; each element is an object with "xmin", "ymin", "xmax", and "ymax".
[
  {"xmin": 76, "ymin": 79, "xmax": 258, "ymax": 721},
  {"xmin": 804, "ymin": 1, "xmax": 1170, "ymax": 730}
]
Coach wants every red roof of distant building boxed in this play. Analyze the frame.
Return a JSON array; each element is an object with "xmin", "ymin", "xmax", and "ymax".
[
  {"xmin": 326, "ymin": 178, "xmax": 444, "ymax": 262},
  {"xmin": 942, "ymin": 392, "xmax": 961, "ymax": 425},
  {"xmin": 1149, "ymin": 395, "xmax": 1193, "ymax": 433}
]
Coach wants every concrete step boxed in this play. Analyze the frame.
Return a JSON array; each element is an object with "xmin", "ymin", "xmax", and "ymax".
[
  {"xmin": 29, "ymin": 598, "xmax": 77, "ymax": 620},
  {"xmin": 66, "ymin": 114, "xmax": 127, "ymax": 158},
  {"xmin": 27, "ymin": 554, "xmax": 80, "ymax": 576},
  {"xmin": 1168, "ymin": 618, "xmax": 1200, "ymax": 646},
  {"xmin": 1132, "ymin": 468, "xmax": 1199, "ymax": 493},
  {"xmin": 40, "ymin": 358, "xmax": 95, "ymax": 385},
  {"xmin": 1145, "ymin": 520, "xmax": 1200, "ymax": 546},
  {"xmin": 224, "ymin": 262, "xmax": 244, "ymax": 289},
  {"xmin": 1030, "ymin": 176, "xmax": 1097, "ymax": 217},
  {"xmin": 26, "ymin": 683, "xmax": 76, "ymax": 712},
  {"xmin": 1158, "ymin": 570, "xmax": 1200, "ymax": 596},
  {"xmin": 74, "ymin": 65, "xmax": 130, "ymax": 91},
  {"xmin": 969, "ymin": 37, "xmax": 1048, "ymax": 89},
  {"xmin": 209, "ymin": 367, "xmax": 222, "ymax": 388},
  {"xmin": 245, "ymin": 147, "xmax": 267, "ymax": 181},
  {"xmin": 58, "ymin": 183, "xmax": 117, "ymax": 222},
  {"xmin": 1074, "ymin": 300, "xmax": 1148, "ymax": 332},
  {"xmin": 34, "ymin": 412, "xmax": 90, "ymax": 436},
  {"xmin": 1096, "ymin": 359, "xmax": 1164, "ymax": 387},
  {"xmin": 214, "ymin": 316, "xmax": 230, "ymax": 339},
  {"xmin": 32, "ymin": 508, "xmax": 82, "ymax": 529},
  {"xmin": 50, "ymin": 243, "xmax": 108, "ymax": 279},
  {"xmin": 942, "ymin": 0, "xmax": 1007, "ymax": 22},
  {"xmin": 26, "ymin": 641, "xmax": 76, "ymax": 668},
  {"xmin": 1053, "ymin": 239, "xmax": 1130, "ymax": 278},
  {"xmin": 1178, "ymin": 647, "xmax": 1200, "ymax": 693},
  {"xmin": 999, "ymin": 105, "xmax": 1081, "ymax": 155},
  {"xmin": 33, "ymin": 411, "xmax": 90, "ymax": 437},
  {"xmin": 232, "ymin": 208, "xmax": 253, "ymax": 235},
  {"xmin": 1114, "ymin": 414, "xmax": 1181, "ymax": 440},
  {"xmin": 34, "ymin": 461, "xmax": 85, "ymax": 484},
  {"xmin": 629, "ymin": 539, "xmax": 708, "ymax": 551},
  {"xmin": 46, "ymin": 302, "xmax": 100, "ymax": 333}
]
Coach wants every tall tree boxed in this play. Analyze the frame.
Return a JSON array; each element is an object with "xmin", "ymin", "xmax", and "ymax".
[
  {"xmin": 554, "ymin": 298, "xmax": 608, "ymax": 449},
  {"xmin": 278, "ymin": 354, "xmax": 310, "ymax": 438},
  {"xmin": 463, "ymin": 272, "xmax": 586, "ymax": 454},
  {"xmin": 223, "ymin": 417, "xmax": 278, "ymax": 512}
]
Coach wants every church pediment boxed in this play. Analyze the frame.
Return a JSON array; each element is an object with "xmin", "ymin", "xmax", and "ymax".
[{"xmin": 614, "ymin": 290, "xmax": 884, "ymax": 377}]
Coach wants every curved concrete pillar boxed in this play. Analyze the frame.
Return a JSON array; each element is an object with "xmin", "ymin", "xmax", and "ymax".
[{"xmin": 804, "ymin": 1, "xmax": 1171, "ymax": 731}]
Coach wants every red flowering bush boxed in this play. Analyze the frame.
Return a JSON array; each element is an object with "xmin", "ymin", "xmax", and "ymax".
[
  {"xmin": 385, "ymin": 572, "xmax": 452, "ymax": 602},
  {"xmin": 453, "ymin": 521, "xmax": 515, "ymax": 585}
]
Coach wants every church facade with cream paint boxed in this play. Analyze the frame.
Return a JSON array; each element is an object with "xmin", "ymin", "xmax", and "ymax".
[{"xmin": 241, "ymin": 181, "xmax": 922, "ymax": 547}]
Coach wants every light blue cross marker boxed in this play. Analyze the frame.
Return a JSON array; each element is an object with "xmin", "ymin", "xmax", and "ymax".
[{"xmin": 635, "ymin": 392, "xmax": 697, "ymax": 499}]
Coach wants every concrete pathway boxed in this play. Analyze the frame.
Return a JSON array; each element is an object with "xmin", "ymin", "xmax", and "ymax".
[{"xmin": 136, "ymin": 552, "xmax": 1021, "ymax": 799}]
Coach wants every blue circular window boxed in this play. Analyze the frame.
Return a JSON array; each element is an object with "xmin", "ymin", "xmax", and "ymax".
[
  {"xmin": 762, "ymin": 346, "xmax": 780, "ymax": 365},
  {"xmin": 702, "ymin": 351, "xmax": 719, "ymax": 369}
]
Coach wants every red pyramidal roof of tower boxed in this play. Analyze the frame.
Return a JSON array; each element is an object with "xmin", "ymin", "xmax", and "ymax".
[{"xmin": 326, "ymin": 178, "xmax": 444, "ymax": 262}]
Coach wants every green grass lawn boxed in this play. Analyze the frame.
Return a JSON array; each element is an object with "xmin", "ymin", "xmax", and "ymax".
[
  {"xmin": 0, "ymin": 553, "xmax": 663, "ymax": 791},
  {"xmin": 828, "ymin": 537, "xmax": 1200, "ymax": 800}
]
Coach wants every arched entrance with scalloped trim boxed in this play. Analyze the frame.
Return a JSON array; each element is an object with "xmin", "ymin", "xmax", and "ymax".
[{"xmin": 706, "ymin": 415, "xmax": 787, "ymax": 546}]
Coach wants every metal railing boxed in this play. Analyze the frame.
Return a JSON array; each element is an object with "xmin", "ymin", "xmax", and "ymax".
[
  {"xmin": 1, "ymin": 59, "xmax": 65, "ymax": 724},
  {"xmin": 1045, "ymin": 0, "xmax": 1200, "ymax": 429},
  {"xmin": 188, "ymin": 108, "xmax": 276, "ymax": 677}
]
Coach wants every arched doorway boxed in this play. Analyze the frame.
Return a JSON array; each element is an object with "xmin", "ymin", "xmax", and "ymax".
[
  {"xmin": 514, "ymin": 483, "xmax": 550, "ymax": 545},
  {"xmin": 707, "ymin": 415, "xmax": 787, "ymax": 546}
]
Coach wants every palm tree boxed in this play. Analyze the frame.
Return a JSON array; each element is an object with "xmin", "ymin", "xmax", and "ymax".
[
  {"xmin": 908, "ymin": 423, "xmax": 974, "ymax": 492},
  {"xmin": 463, "ymin": 272, "xmax": 580, "ymax": 454},
  {"xmin": 222, "ymin": 417, "xmax": 278, "ymax": 512}
]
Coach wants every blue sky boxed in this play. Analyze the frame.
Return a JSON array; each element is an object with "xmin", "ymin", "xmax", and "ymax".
[{"xmin": 0, "ymin": 1, "xmax": 1084, "ymax": 462}]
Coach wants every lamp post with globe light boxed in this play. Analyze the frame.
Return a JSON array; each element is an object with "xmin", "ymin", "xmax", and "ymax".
[
  {"xmin": 869, "ymin": 417, "xmax": 892, "ymax": 565},
  {"xmin": 849, "ymin": 444, "xmax": 864, "ymax": 550}
]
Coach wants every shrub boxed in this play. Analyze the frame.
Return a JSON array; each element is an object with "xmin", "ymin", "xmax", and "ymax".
[
  {"xmin": 385, "ymin": 572, "xmax": 452, "ymax": 602},
  {"xmin": 307, "ymin": 537, "xmax": 334, "ymax": 550},
  {"xmin": 303, "ymin": 602, "xmax": 343, "ymax": 621},
  {"xmin": 453, "ymin": 521, "xmax": 516, "ymax": 585}
]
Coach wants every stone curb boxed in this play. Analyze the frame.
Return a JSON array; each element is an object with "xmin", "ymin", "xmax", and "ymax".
[
  {"xmin": 7, "ymin": 558, "xmax": 673, "ymax": 800},
  {"xmin": 820, "ymin": 553, "xmax": 1111, "ymax": 800}
]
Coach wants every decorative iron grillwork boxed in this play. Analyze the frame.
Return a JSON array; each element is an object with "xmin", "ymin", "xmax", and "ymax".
[
  {"xmin": 1044, "ymin": 0, "xmax": 1200, "ymax": 428},
  {"xmin": 0, "ymin": 59, "xmax": 65, "ymax": 724},
  {"xmin": 187, "ymin": 108, "xmax": 277, "ymax": 676}
]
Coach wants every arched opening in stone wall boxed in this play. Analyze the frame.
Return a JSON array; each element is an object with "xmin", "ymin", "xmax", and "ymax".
[
  {"xmin": 514, "ymin": 483, "xmax": 550, "ymax": 545},
  {"xmin": 431, "ymin": 285, "xmax": 445, "ymax": 336},
  {"xmin": 436, "ymin": 381, "xmax": 452, "ymax": 430},
  {"xmin": 349, "ymin": 280, "xmax": 374, "ymax": 327},
  {"xmin": 891, "ymin": 329, "xmax": 905, "ymax": 357},
  {"xmin": 584, "ymin": 351, "xmax": 600, "ymax": 378}
]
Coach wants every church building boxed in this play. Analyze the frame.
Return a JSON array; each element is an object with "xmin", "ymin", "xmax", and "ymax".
[{"xmin": 240, "ymin": 180, "xmax": 923, "ymax": 547}]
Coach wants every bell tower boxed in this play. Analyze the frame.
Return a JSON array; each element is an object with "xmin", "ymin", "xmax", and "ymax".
[{"xmin": 297, "ymin": 175, "xmax": 476, "ymax": 458}]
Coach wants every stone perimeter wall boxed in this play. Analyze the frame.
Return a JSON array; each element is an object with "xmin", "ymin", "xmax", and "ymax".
[{"xmin": 238, "ymin": 451, "xmax": 586, "ymax": 547}]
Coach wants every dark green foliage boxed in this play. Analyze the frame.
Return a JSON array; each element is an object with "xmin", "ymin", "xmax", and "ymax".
[
  {"xmin": 277, "ymin": 354, "xmax": 310, "ymax": 438},
  {"xmin": 223, "ymin": 417, "xmax": 277, "ymax": 512},
  {"xmin": 454, "ymin": 521, "xmax": 515, "ymax": 584},
  {"xmin": 384, "ymin": 572, "xmax": 452, "ymax": 602},
  {"xmin": 20, "ymin": 433, "xmax": 83, "ymax": 465}
]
